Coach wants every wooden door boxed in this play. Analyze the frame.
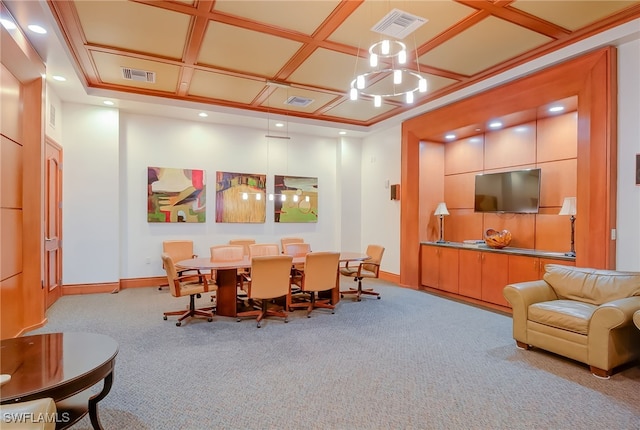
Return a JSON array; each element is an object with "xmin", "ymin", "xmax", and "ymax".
[
  {"xmin": 420, "ymin": 245, "xmax": 440, "ymax": 288},
  {"xmin": 458, "ymin": 249, "xmax": 482, "ymax": 299},
  {"xmin": 44, "ymin": 139, "xmax": 62, "ymax": 308},
  {"xmin": 480, "ymin": 253, "xmax": 510, "ymax": 307},
  {"xmin": 438, "ymin": 247, "xmax": 459, "ymax": 293}
]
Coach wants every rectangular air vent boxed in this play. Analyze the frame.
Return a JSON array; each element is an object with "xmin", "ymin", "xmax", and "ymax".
[
  {"xmin": 371, "ymin": 8, "xmax": 427, "ymax": 39},
  {"xmin": 121, "ymin": 67, "xmax": 156, "ymax": 83},
  {"xmin": 285, "ymin": 96, "xmax": 314, "ymax": 107}
]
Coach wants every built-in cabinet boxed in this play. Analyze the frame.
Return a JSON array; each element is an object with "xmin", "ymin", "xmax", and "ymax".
[{"xmin": 421, "ymin": 243, "xmax": 575, "ymax": 310}]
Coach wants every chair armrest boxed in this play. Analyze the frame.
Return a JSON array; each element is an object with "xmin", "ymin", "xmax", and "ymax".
[
  {"xmin": 176, "ymin": 273, "xmax": 210, "ymax": 292},
  {"xmin": 503, "ymin": 280, "xmax": 557, "ymax": 344},
  {"xmin": 591, "ymin": 296, "xmax": 640, "ymax": 330}
]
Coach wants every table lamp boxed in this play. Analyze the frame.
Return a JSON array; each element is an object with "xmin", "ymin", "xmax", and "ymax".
[
  {"xmin": 559, "ymin": 197, "xmax": 577, "ymax": 257},
  {"xmin": 434, "ymin": 202, "xmax": 449, "ymax": 243}
]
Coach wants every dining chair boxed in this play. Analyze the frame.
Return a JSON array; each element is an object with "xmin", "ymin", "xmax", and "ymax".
[
  {"xmin": 282, "ymin": 242, "xmax": 311, "ymax": 293},
  {"xmin": 228, "ymin": 239, "xmax": 256, "ymax": 257},
  {"xmin": 280, "ymin": 237, "xmax": 304, "ymax": 253},
  {"xmin": 0, "ymin": 397, "xmax": 57, "ymax": 430},
  {"xmin": 248, "ymin": 243, "xmax": 280, "ymax": 258},
  {"xmin": 289, "ymin": 252, "xmax": 340, "ymax": 317},
  {"xmin": 339, "ymin": 244, "xmax": 385, "ymax": 301},
  {"xmin": 236, "ymin": 255, "xmax": 293, "ymax": 328},
  {"xmin": 161, "ymin": 253, "xmax": 215, "ymax": 326},
  {"xmin": 160, "ymin": 240, "xmax": 197, "ymax": 291}
]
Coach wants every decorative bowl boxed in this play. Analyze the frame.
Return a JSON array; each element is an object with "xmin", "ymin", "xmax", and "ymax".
[{"xmin": 484, "ymin": 229, "xmax": 512, "ymax": 249}]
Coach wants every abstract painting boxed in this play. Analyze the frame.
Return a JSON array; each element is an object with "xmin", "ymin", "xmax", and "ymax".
[
  {"xmin": 274, "ymin": 175, "xmax": 318, "ymax": 223},
  {"xmin": 215, "ymin": 171, "xmax": 266, "ymax": 223},
  {"xmin": 147, "ymin": 167, "xmax": 205, "ymax": 223}
]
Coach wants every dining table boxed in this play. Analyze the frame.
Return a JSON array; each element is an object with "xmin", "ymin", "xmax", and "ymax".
[{"xmin": 177, "ymin": 251, "xmax": 368, "ymax": 317}]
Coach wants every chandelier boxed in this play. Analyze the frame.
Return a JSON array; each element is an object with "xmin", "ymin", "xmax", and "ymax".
[{"xmin": 349, "ymin": 38, "xmax": 427, "ymax": 107}]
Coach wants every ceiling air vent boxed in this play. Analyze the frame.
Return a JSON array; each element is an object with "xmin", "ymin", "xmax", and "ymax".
[
  {"xmin": 121, "ymin": 67, "xmax": 156, "ymax": 83},
  {"xmin": 371, "ymin": 8, "xmax": 428, "ymax": 39},
  {"xmin": 284, "ymin": 96, "xmax": 314, "ymax": 107}
]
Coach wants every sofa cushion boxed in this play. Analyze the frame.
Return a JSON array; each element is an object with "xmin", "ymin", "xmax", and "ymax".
[
  {"xmin": 543, "ymin": 264, "xmax": 640, "ymax": 305},
  {"xmin": 529, "ymin": 299, "xmax": 596, "ymax": 335}
]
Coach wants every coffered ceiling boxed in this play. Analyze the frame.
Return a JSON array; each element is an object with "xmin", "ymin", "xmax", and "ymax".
[{"xmin": 11, "ymin": 1, "xmax": 640, "ymax": 129}]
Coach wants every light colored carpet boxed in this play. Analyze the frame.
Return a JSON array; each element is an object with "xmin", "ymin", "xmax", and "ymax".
[{"xmin": 32, "ymin": 279, "xmax": 639, "ymax": 430}]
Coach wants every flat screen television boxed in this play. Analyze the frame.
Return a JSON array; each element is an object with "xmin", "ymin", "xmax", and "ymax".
[{"xmin": 474, "ymin": 168, "xmax": 541, "ymax": 213}]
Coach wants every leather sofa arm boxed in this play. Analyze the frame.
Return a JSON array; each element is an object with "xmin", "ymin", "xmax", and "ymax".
[
  {"xmin": 591, "ymin": 296, "xmax": 640, "ymax": 329},
  {"xmin": 503, "ymin": 280, "xmax": 557, "ymax": 344}
]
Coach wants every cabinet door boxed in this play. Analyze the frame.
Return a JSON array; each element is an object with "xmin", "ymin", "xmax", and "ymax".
[
  {"xmin": 458, "ymin": 249, "xmax": 482, "ymax": 299},
  {"xmin": 539, "ymin": 258, "xmax": 574, "ymax": 276},
  {"xmin": 481, "ymin": 253, "xmax": 510, "ymax": 307},
  {"xmin": 439, "ymin": 247, "xmax": 459, "ymax": 293},
  {"xmin": 508, "ymin": 255, "xmax": 541, "ymax": 284},
  {"xmin": 421, "ymin": 245, "xmax": 440, "ymax": 288}
]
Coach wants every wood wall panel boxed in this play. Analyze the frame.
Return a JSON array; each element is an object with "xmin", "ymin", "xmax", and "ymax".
[
  {"xmin": 448, "ymin": 209, "xmax": 483, "ymax": 243},
  {"xmin": 0, "ymin": 209, "xmax": 22, "ymax": 280},
  {"xmin": 484, "ymin": 122, "xmax": 536, "ymax": 170},
  {"xmin": 535, "ymin": 212, "xmax": 570, "ymax": 253},
  {"xmin": 1, "ymin": 137, "xmax": 23, "ymax": 208},
  {"xmin": 419, "ymin": 142, "xmax": 445, "ymax": 243},
  {"xmin": 0, "ymin": 63, "xmax": 21, "ymax": 143},
  {"xmin": 483, "ymin": 213, "xmax": 536, "ymax": 249},
  {"xmin": 539, "ymin": 159, "xmax": 577, "ymax": 207},
  {"xmin": 537, "ymin": 112, "xmax": 578, "ymax": 162},
  {"xmin": 0, "ymin": 274, "xmax": 23, "ymax": 337},
  {"xmin": 444, "ymin": 172, "xmax": 475, "ymax": 209},
  {"xmin": 444, "ymin": 136, "xmax": 484, "ymax": 175}
]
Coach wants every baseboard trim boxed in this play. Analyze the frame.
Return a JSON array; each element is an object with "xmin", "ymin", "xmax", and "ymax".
[
  {"xmin": 17, "ymin": 318, "xmax": 48, "ymax": 337},
  {"xmin": 120, "ymin": 276, "xmax": 166, "ymax": 289},
  {"xmin": 62, "ymin": 282, "xmax": 120, "ymax": 295},
  {"xmin": 379, "ymin": 271, "xmax": 400, "ymax": 284}
]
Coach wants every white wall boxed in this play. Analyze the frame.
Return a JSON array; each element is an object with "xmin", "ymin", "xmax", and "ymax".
[
  {"xmin": 616, "ymin": 38, "xmax": 640, "ymax": 271},
  {"xmin": 62, "ymin": 104, "xmax": 120, "ymax": 284}
]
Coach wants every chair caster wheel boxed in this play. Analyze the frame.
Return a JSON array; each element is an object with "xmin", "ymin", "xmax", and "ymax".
[
  {"xmin": 356, "ymin": 298, "xmax": 361, "ymax": 302},
  {"xmin": 284, "ymin": 319, "xmax": 289, "ymax": 323},
  {"xmin": 377, "ymin": 296, "xmax": 381, "ymax": 299},
  {"xmin": 196, "ymin": 293, "xmax": 201, "ymax": 298},
  {"xmin": 236, "ymin": 318, "xmax": 241, "ymax": 322},
  {"xmin": 307, "ymin": 315, "xmax": 311, "ymax": 318},
  {"xmin": 257, "ymin": 323, "xmax": 261, "ymax": 328},
  {"xmin": 331, "ymin": 311, "xmax": 335, "ymax": 314},
  {"xmin": 207, "ymin": 318, "xmax": 213, "ymax": 322},
  {"xmin": 176, "ymin": 322, "xmax": 181, "ymax": 327},
  {"xmin": 340, "ymin": 294, "xmax": 344, "ymax": 298},
  {"xmin": 163, "ymin": 316, "xmax": 167, "ymax": 320}
]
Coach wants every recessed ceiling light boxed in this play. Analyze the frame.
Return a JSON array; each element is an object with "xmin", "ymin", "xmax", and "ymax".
[
  {"xmin": 338, "ymin": 131, "xmax": 347, "ymax": 135},
  {"xmin": 0, "ymin": 19, "xmax": 17, "ymax": 30},
  {"xmin": 52, "ymin": 75, "xmax": 66, "ymax": 82},
  {"xmin": 27, "ymin": 24, "xmax": 47, "ymax": 34},
  {"xmin": 275, "ymin": 123, "xmax": 284, "ymax": 127},
  {"xmin": 489, "ymin": 121, "xmax": 503, "ymax": 129},
  {"xmin": 103, "ymin": 100, "xmax": 114, "ymax": 106},
  {"xmin": 198, "ymin": 112, "xmax": 208, "ymax": 118},
  {"xmin": 445, "ymin": 134, "xmax": 456, "ymax": 140},
  {"xmin": 549, "ymin": 106, "xmax": 564, "ymax": 113}
]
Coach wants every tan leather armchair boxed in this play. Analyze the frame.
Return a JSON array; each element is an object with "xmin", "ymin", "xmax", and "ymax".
[
  {"xmin": 503, "ymin": 264, "xmax": 640, "ymax": 378},
  {"xmin": 340, "ymin": 244, "xmax": 385, "ymax": 301},
  {"xmin": 161, "ymin": 253, "xmax": 215, "ymax": 326},
  {"xmin": 634, "ymin": 310, "xmax": 640, "ymax": 331},
  {"xmin": 0, "ymin": 397, "xmax": 57, "ymax": 430},
  {"xmin": 289, "ymin": 252, "xmax": 340, "ymax": 317},
  {"xmin": 160, "ymin": 240, "xmax": 198, "ymax": 290}
]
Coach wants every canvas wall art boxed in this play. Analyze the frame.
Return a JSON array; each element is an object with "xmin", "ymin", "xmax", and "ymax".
[
  {"xmin": 274, "ymin": 175, "xmax": 318, "ymax": 223},
  {"xmin": 215, "ymin": 171, "xmax": 266, "ymax": 223},
  {"xmin": 147, "ymin": 167, "xmax": 206, "ymax": 223}
]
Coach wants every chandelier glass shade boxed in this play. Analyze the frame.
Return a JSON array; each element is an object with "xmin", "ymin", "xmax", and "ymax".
[{"xmin": 350, "ymin": 39, "xmax": 427, "ymax": 106}]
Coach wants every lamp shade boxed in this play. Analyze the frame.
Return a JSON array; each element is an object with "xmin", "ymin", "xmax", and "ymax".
[
  {"xmin": 559, "ymin": 197, "xmax": 577, "ymax": 216},
  {"xmin": 434, "ymin": 202, "xmax": 449, "ymax": 216}
]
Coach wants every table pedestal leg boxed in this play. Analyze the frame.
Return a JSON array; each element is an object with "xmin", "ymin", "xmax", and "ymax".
[{"xmin": 88, "ymin": 372, "xmax": 113, "ymax": 430}]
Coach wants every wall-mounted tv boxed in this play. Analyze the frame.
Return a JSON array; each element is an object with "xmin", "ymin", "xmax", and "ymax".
[{"xmin": 474, "ymin": 168, "xmax": 541, "ymax": 213}]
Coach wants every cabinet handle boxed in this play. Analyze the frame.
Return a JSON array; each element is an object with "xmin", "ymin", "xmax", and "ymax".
[{"xmin": 477, "ymin": 253, "xmax": 481, "ymax": 261}]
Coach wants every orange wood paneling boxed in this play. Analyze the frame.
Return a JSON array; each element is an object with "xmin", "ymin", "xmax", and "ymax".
[
  {"xmin": 402, "ymin": 47, "xmax": 615, "ymax": 288},
  {"xmin": 508, "ymin": 255, "xmax": 541, "ymax": 284},
  {"xmin": 1, "ymin": 64, "xmax": 21, "ymax": 142},
  {"xmin": 419, "ymin": 142, "xmax": 445, "ymax": 243},
  {"xmin": 444, "ymin": 172, "xmax": 475, "ymax": 209},
  {"xmin": 62, "ymin": 282, "xmax": 120, "ymax": 295},
  {"xmin": 484, "ymin": 122, "xmax": 536, "ymax": 170},
  {"xmin": 448, "ymin": 209, "xmax": 483, "ymax": 243},
  {"xmin": 481, "ymin": 252, "xmax": 510, "ymax": 307},
  {"xmin": 539, "ymin": 159, "xmax": 577, "ymax": 208},
  {"xmin": 1, "ymin": 137, "xmax": 23, "ymax": 208},
  {"xmin": 482, "ymin": 213, "xmax": 536, "ymax": 249},
  {"xmin": 540, "ymin": 258, "xmax": 574, "ymax": 272},
  {"xmin": 0, "ymin": 208, "xmax": 23, "ymax": 279},
  {"xmin": 535, "ymin": 210, "xmax": 571, "ymax": 253},
  {"xmin": 420, "ymin": 245, "xmax": 439, "ymax": 287},
  {"xmin": 439, "ymin": 247, "xmax": 459, "ymax": 294},
  {"xmin": 444, "ymin": 136, "xmax": 484, "ymax": 175},
  {"xmin": 458, "ymin": 249, "xmax": 482, "ymax": 299},
  {"xmin": 537, "ymin": 112, "xmax": 578, "ymax": 162},
  {"xmin": 0, "ymin": 274, "xmax": 24, "ymax": 338}
]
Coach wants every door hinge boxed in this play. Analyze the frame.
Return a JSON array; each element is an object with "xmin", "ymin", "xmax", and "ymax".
[
  {"xmin": 41, "ymin": 280, "xmax": 44, "ymax": 289},
  {"xmin": 59, "ymin": 201, "xmax": 62, "ymax": 209}
]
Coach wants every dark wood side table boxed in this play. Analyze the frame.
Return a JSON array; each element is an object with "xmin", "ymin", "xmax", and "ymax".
[{"xmin": 1, "ymin": 332, "xmax": 118, "ymax": 429}]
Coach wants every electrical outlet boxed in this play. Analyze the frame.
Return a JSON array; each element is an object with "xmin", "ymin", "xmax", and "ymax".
[{"xmin": 611, "ymin": 229, "xmax": 617, "ymax": 240}]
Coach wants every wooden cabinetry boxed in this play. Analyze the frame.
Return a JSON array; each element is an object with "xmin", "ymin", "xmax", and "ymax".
[
  {"xmin": 420, "ymin": 246, "xmax": 459, "ymax": 293},
  {"xmin": 421, "ymin": 243, "xmax": 574, "ymax": 311}
]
